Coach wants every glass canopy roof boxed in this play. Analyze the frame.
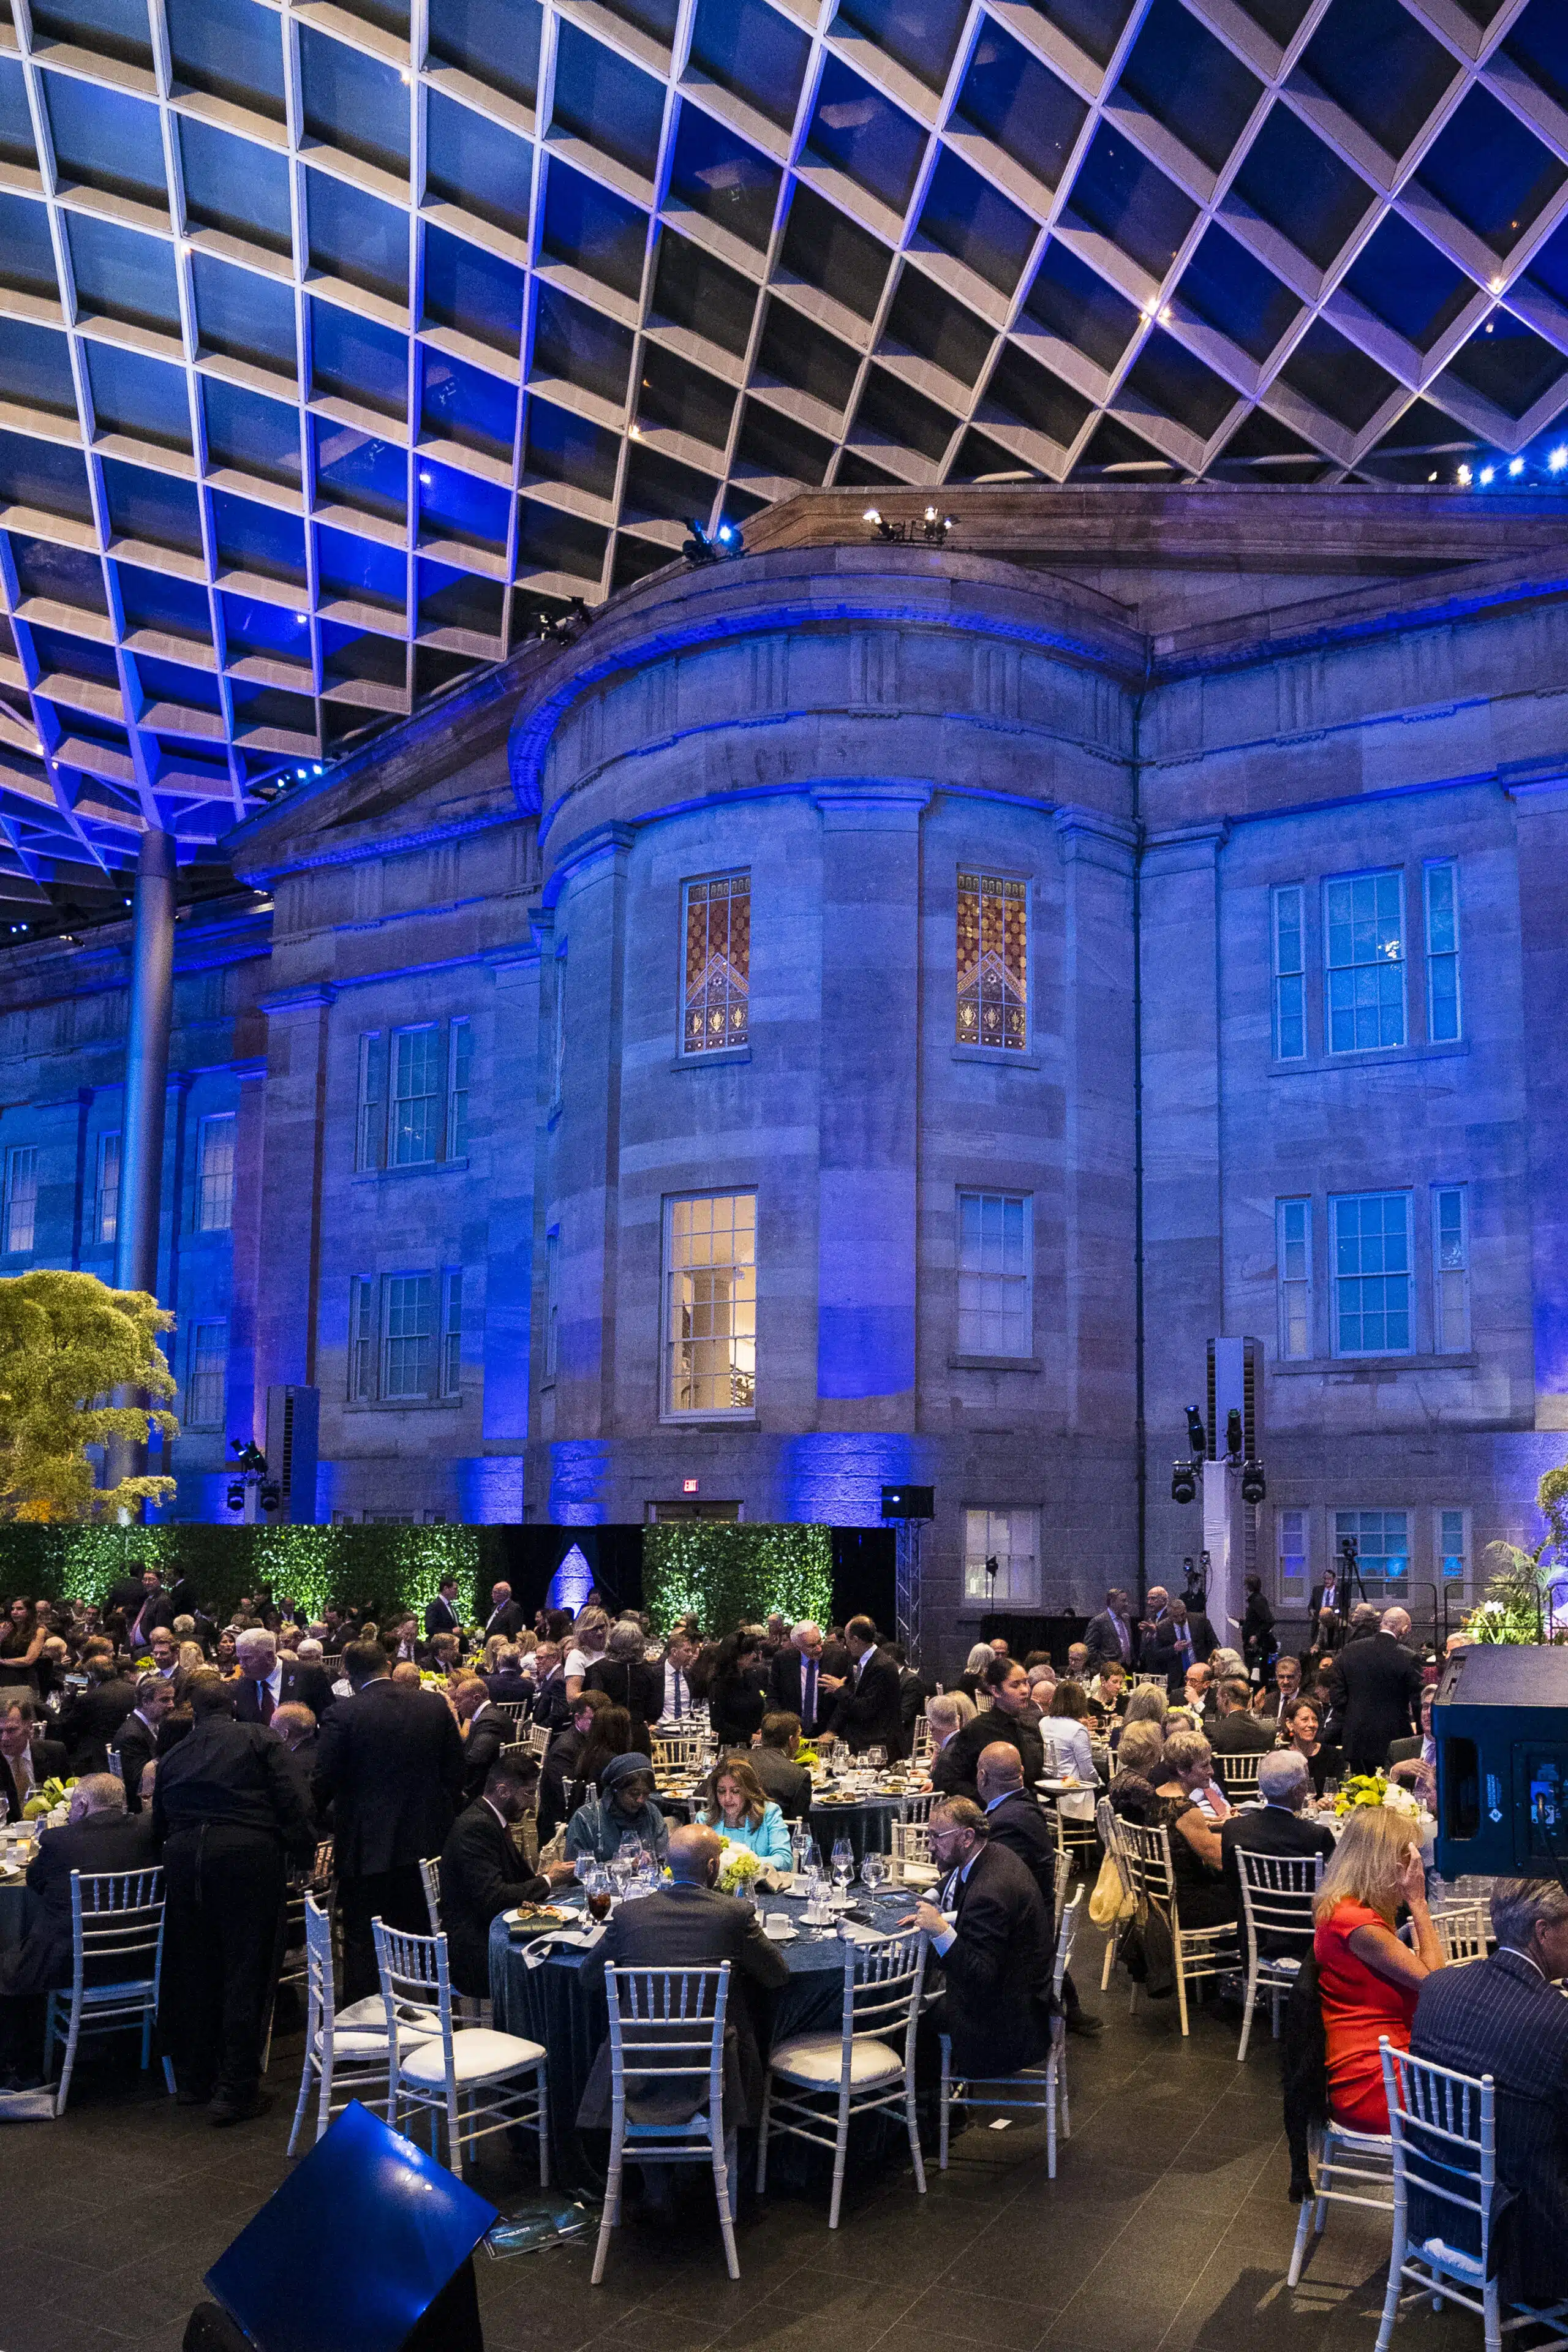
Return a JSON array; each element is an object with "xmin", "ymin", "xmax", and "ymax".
[{"xmin": 2, "ymin": 0, "xmax": 1568, "ymax": 925}]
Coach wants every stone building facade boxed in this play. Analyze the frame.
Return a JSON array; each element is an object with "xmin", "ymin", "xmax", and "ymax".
[{"xmin": 1, "ymin": 486, "xmax": 1566, "ymax": 1658}]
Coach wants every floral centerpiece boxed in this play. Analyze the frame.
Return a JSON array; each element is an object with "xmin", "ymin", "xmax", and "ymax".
[
  {"xmin": 716, "ymin": 1841, "xmax": 764, "ymax": 1896},
  {"xmin": 22, "ymin": 1774, "xmax": 77, "ymax": 1821},
  {"xmin": 794, "ymin": 1744, "xmax": 820, "ymax": 1768},
  {"xmin": 1333, "ymin": 1771, "xmax": 1434, "ymax": 1841}
]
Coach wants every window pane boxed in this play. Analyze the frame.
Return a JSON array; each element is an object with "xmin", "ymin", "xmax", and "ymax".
[
  {"xmin": 545, "ymin": 1227, "xmax": 560, "ymax": 1381},
  {"xmin": 684, "ymin": 873, "xmax": 750, "ymax": 1053},
  {"xmin": 1333, "ymin": 1192, "xmax": 1411, "ymax": 1354},
  {"xmin": 447, "ymin": 1019, "xmax": 471, "ymax": 1159},
  {"xmin": 957, "ymin": 1189, "xmax": 1033, "ymax": 1357},
  {"xmin": 1425, "ymin": 861, "xmax": 1460, "ymax": 1043},
  {"xmin": 1434, "ymin": 1185, "xmax": 1468, "ymax": 1352},
  {"xmin": 1272, "ymin": 884, "xmax": 1305, "ymax": 1058},
  {"xmin": 442, "ymin": 1268, "xmax": 463, "ymax": 1396},
  {"xmin": 96, "ymin": 1130, "xmax": 121, "ymax": 1247},
  {"xmin": 963, "ymin": 1506, "xmax": 1041, "ymax": 1605},
  {"xmin": 349, "ymin": 1276, "xmax": 377, "ymax": 1401},
  {"xmin": 1277, "ymin": 1508, "xmax": 1308, "ymax": 1591},
  {"xmin": 392, "ymin": 1029, "xmax": 441, "ymax": 1165},
  {"xmin": 197, "ymin": 1113, "xmax": 235, "ymax": 1231},
  {"xmin": 1335, "ymin": 1509, "xmax": 1409, "ymax": 1597},
  {"xmin": 1278, "ymin": 1198, "xmax": 1311, "ymax": 1359},
  {"xmin": 1325, "ymin": 870, "xmax": 1405, "ymax": 1050},
  {"xmin": 1439, "ymin": 1508, "xmax": 1466, "ymax": 1583},
  {"xmin": 666, "ymin": 1192, "xmax": 756, "ymax": 1414},
  {"xmin": 356, "ymin": 1033, "xmax": 385, "ymax": 1172},
  {"xmin": 382, "ymin": 1273, "xmax": 436, "ymax": 1398},
  {"xmin": 186, "ymin": 1321, "xmax": 227, "ymax": 1427},
  {"xmin": 957, "ymin": 871, "xmax": 1028, "ymax": 1050},
  {"xmin": 4, "ymin": 1146, "xmax": 37, "ymax": 1254}
]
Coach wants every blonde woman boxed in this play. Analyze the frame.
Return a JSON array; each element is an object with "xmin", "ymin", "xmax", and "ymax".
[
  {"xmin": 1150, "ymin": 1727, "xmax": 1236, "ymax": 1928},
  {"xmin": 564, "ymin": 1608, "xmax": 609, "ymax": 1699},
  {"xmin": 1314, "ymin": 1804, "xmax": 1444, "ymax": 2132},
  {"xmin": 1121, "ymin": 1682, "xmax": 1169, "ymax": 1733}
]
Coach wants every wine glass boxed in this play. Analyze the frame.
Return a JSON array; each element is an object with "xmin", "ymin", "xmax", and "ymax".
[
  {"xmin": 867, "ymin": 1745, "xmax": 887, "ymax": 1774},
  {"xmin": 790, "ymin": 1821, "xmax": 812, "ymax": 1882},
  {"xmin": 861, "ymin": 1848, "xmax": 887, "ymax": 1899},
  {"xmin": 831, "ymin": 1836, "xmax": 854, "ymax": 1899}
]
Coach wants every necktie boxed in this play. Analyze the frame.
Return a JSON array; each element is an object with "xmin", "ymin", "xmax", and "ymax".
[
  {"xmin": 257, "ymin": 1679, "xmax": 274, "ymax": 1725},
  {"xmin": 673, "ymin": 1671, "xmax": 685, "ymax": 1719},
  {"xmin": 803, "ymin": 1659, "xmax": 816, "ymax": 1725},
  {"xmin": 1117, "ymin": 1617, "xmax": 1130, "ymax": 1661}
]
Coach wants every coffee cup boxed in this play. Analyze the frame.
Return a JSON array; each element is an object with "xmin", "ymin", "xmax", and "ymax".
[{"xmin": 763, "ymin": 1912, "xmax": 792, "ymax": 1940}]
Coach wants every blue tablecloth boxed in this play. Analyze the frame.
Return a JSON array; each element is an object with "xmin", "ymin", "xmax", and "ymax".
[
  {"xmin": 654, "ymin": 1793, "xmax": 907, "ymax": 1869},
  {"xmin": 490, "ymin": 1887, "xmax": 925, "ymax": 2195}
]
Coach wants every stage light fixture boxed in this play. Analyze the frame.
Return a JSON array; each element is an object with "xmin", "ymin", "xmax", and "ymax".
[
  {"xmin": 1185, "ymin": 1403, "xmax": 1207, "ymax": 1460},
  {"xmin": 1224, "ymin": 1406, "xmax": 1244, "ymax": 1460},
  {"xmin": 1241, "ymin": 1458, "xmax": 1267, "ymax": 1506},
  {"xmin": 1171, "ymin": 1460, "xmax": 1198, "ymax": 1506},
  {"xmin": 1551, "ymin": 448, "xmax": 1568, "ymax": 474}
]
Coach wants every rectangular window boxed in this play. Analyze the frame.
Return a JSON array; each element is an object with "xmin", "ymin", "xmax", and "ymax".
[
  {"xmin": 185, "ymin": 1321, "xmax": 227, "ymax": 1428},
  {"xmin": 1335, "ymin": 1508, "xmax": 1409, "ymax": 1597},
  {"xmin": 391, "ymin": 1027, "xmax": 442, "ymax": 1167},
  {"xmin": 963, "ymin": 1507, "xmax": 1041, "ymax": 1607},
  {"xmin": 683, "ymin": 872, "xmax": 750, "ymax": 1054},
  {"xmin": 356, "ymin": 1033, "xmax": 386, "ymax": 1172},
  {"xmin": 1277, "ymin": 1197, "xmax": 1312, "ymax": 1360},
  {"xmin": 1437, "ymin": 1507, "xmax": 1468, "ymax": 1589},
  {"xmin": 957, "ymin": 1190, "xmax": 1033, "ymax": 1358},
  {"xmin": 957, "ymin": 870, "xmax": 1028, "ymax": 1052},
  {"xmin": 382, "ymin": 1272, "xmax": 437, "ymax": 1400},
  {"xmin": 196, "ymin": 1112, "xmax": 236, "ymax": 1231},
  {"xmin": 1332, "ymin": 1191, "xmax": 1411, "ymax": 1355},
  {"xmin": 446, "ymin": 1018, "xmax": 471, "ymax": 1159},
  {"xmin": 1276, "ymin": 1507, "xmax": 1308, "ymax": 1598},
  {"xmin": 664, "ymin": 1191, "xmax": 756, "ymax": 1418},
  {"xmin": 349, "ymin": 1275, "xmax": 378, "ymax": 1401},
  {"xmin": 95, "ymin": 1129, "xmax": 121, "ymax": 1248},
  {"xmin": 2, "ymin": 1145, "xmax": 37, "ymax": 1254},
  {"xmin": 1272, "ymin": 884, "xmax": 1305, "ymax": 1058},
  {"xmin": 1425, "ymin": 860, "xmax": 1461, "ymax": 1043},
  {"xmin": 550, "ymin": 955, "xmax": 566, "ymax": 1110},
  {"xmin": 545, "ymin": 1226, "xmax": 560, "ymax": 1381},
  {"xmin": 441, "ymin": 1267, "xmax": 463, "ymax": 1398},
  {"xmin": 1325, "ymin": 869, "xmax": 1405, "ymax": 1052},
  {"xmin": 1433, "ymin": 1184, "xmax": 1469, "ymax": 1353}
]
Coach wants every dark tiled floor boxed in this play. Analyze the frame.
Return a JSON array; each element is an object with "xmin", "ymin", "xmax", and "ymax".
[{"xmin": 0, "ymin": 1977, "xmax": 1477, "ymax": 2352}]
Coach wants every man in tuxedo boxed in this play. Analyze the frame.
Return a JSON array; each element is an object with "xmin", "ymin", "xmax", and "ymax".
[
  {"xmin": 0, "ymin": 1699, "xmax": 68, "ymax": 1822},
  {"xmin": 576, "ymin": 1824, "xmax": 789, "ymax": 2149},
  {"xmin": 1208, "ymin": 1675, "xmax": 1275, "ymax": 1756},
  {"xmin": 1325, "ymin": 1605, "xmax": 1423, "ymax": 1774},
  {"xmin": 932, "ymin": 1657, "xmax": 1046, "ymax": 1798},
  {"xmin": 0, "ymin": 1774, "xmax": 158, "ymax": 2089},
  {"xmin": 1271, "ymin": 1653, "xmax": 1303, "ymax": 1717},
  {"xmin": 825, "ymin": 1616, "xmax": 904, "ymax": 1756},
  {"xmin": 1219, "ymin": 1752, "xmax": 1333, "ymax": 1947},
  {"xmin": 116, "ymin": 1675, "xmax": 176, "ymax": 1812},
  {"xmin": 453, "ymin": 1672, "xmax": 509, "ymax": 1805},
  {"xmin": 312, "ymin": 1639, "xmax": 466, "ymax": 2002},
  {"xmin": 423, "ymin": 1576, "xmax": 464, "ymax": 1646},
  {"xmin": 155, "ymin": 1676, "xmax": 316, "ymax": 2124},
  {"xmin": 748, "ymin": 1713, "xmax": 813, "ymax": 1819},
  {"xmin": 126, "ymin": 1568, "xmax": 176, "ymax": 1652},
  {"xmin": 439, "ymin": 1757, "xmax": 574, "ymax": 1999},
  {"xmin": 230, "ymin": 1630, "xmax": 336, "ymax": 1727},
  {"xmin": 1147, "ymin": 1598, "xmax": 1218, "ymax": 1694},
  {"xmin": 56, "ymin": 1654, "xmax": 137, "ymax": 1774},
  {"xmin": 1411, "ymin": 1877, "xmax": 1568, "ymax": 2307},
  {"xmin": 767, "ymin": 1622, "xmax": 842, "ymax": 1740},
  {"xmin": 907, "ymin": 1798, "xmax": 1055, "ymax": 2078},
  {"xmin": 1083, "ymin": 1588, "xmax": 1136, "ymax": 1675},
  {"xmin": 657, "ymin": 1632, "xmax": 700, "ymax": 1724},
  {"xmin": 483, "ymin": 1582, "xmax": 525, "ymax": 1642}
]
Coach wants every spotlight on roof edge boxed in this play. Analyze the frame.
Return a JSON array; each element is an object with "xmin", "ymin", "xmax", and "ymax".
[
  {"xmin": 1551, "ymin": 449, "xmax": 1568, "ymax": 474},
  {"xmin": 682, "ymin": 519, "xmax": 745, "ymax": 566},
  {"xmin": 862, "ymin": 507, "xmax": 956, "ymax": 545}
]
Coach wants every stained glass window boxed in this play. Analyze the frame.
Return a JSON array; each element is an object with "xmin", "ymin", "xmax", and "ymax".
[
  {"xmin": 683, "ymin": 873, "xmax": 750, "ymax": 1054},
  {"xmin": 957, "ymin": 870, "xmax": 1027, "ymax": 1050},
  {"xmin": 665, "ymin": 1193, "xmax": 756, "ymax": 1416}
]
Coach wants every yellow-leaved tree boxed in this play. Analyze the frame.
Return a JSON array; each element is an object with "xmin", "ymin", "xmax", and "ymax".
[{"xmin": 0, "ymin": 1270, "xmax": 177, "ymax": 1523}]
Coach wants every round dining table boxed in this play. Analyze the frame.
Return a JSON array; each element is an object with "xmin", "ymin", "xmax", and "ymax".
[
  {"xmin": 653, "ymin": 1782, "xmax": 917, "ymax": 1869},
  {"xmin": 489, "ymin": 1882, "xmax": 929, "ymax": 2196}
]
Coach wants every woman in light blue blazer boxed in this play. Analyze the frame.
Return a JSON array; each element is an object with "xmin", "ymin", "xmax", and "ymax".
[{"xmin": 698, "ymin": 1754, "xmax": 794, "ymax": 1869}]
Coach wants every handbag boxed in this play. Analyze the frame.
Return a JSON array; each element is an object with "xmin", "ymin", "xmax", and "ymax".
[{"xmin": 1088, "ymin": 1847, "xmax": 1132, "ymax": 1928}]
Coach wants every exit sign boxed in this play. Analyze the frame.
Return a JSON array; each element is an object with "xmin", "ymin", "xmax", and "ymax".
[{"xmin": 682, "ymin": 1477, "xmax": 699, "ymax": 1494}]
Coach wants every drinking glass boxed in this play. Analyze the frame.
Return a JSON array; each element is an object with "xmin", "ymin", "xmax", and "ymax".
[
  {"xmin": 586, "ymin": 1868, "xmax": 613, "ymax": 1923},
  {"xmin": 861, "ymin": 1849, "xmax": 887, "ymax": 1898},
  {"xmin": 867, "ymin": 1746, "xmax": 887, "ymax": 1773},
  {"xmin": 573, "ymin": 1854, "xmax": 595, "ymax": 1889},
  {"xmin": 831, "ymin": 1836, "xmax": 853, "ymax": 1896}
]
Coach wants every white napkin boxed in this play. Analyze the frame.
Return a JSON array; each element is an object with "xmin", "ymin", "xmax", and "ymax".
[{"xmin": 518, "ymin": 1924, "xmax": 606, "ymax": 1970}]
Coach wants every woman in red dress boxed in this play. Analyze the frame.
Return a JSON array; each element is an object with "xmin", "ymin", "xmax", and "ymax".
[{"xmin": 1313, "ymin": 1804, "xmax": 1445, "ymax": 2132}]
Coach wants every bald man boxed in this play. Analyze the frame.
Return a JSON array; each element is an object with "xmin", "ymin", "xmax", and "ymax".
[{"xmin": 973, "ymin": 1741, "xmax": 1101, "ymax": 2038}]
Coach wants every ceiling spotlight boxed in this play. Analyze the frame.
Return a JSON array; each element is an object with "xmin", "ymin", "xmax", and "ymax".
[
  {"xmin": 1550, "ymin": 447, "xmax": 1568, "ymax": 473},
  {"xmin": 681, "ymin": 518, "xmax": 743, "ymax": 564},
  {"xmin": 1508, "ymin": 457, "xmax": 1525, "ymax": 477},
  {"xmin": 1479, "ymin": 465, "xmax": 1494, "ymax": 484},
  {"xmin": 628, "ymin": 424, "xmax": 643, "ymax": 440},
  {"xmin": 1457, "ymin": 463, "xmax": 1472, "ymax": 486},
  {"xmin": 312, "ymin": 763, "xmax": 323, "ymax": 774},
  {"xmin": 294, "ymin": 614, "xmax": 308, "ymax": 627},
  {"xmin": 419, "ymin": 469, "xmax": 432, "ymax": 484}
]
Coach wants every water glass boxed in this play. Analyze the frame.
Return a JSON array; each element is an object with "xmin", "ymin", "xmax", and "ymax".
[
  {"xmin": 831, "ymin": 1836, "xmax": 853, "ymax": 1894},
  {"xmin": 861, "ymin": 1849, "xmax": 887, "ymax": 1898}
]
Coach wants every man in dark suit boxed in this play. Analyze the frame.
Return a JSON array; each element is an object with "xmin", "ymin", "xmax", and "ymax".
[
  {"xmin": 826, "ymin": 1616, "xmax": 905, "ymax": 1757},
  {"xmin": 271, "ymin": 1702, "xmax": 326, "ymax": 1834},
  {"xmin": 230, "ymin": 1630, "xmax": 335, "ymax": 1727},
  {"xmin": 584, "ymin": 1626, "xmax": 663, "ymax": 1746},
  {"xmin": 1219, "ymin": 1751, "xmax": 1333, "ymax": 1947},
  {"xmin": 529, "ymin": 1642, "xmax": 570, "ymax": 1733},
  {"xmin": 483, "ymin": 1582, "xmax": 525, "ymax": 1643},
  {"xmin": 576, "ymin": 1824, "xmax": 789, "ymax": 2150},
  {"xmin": 932, "ymin": 1657, "xmax": 1046, "ymax": 1798},
  {"xmin": 453, "ymin": 1673, "xmax": 509, "ymax": 1806},
  {"xmin": 105, "ymin": 1568, "xmax": 152, "ymax": 1630},
  {"xmin": 1411, "ymin": 1877, "xmax": 1568, "ymax": 2306},
  {"xmin": 483, "ymin": 1646, "xmax": 535, "ymax": 1705},
  {"xmin": 125, "ymin": 1569, "xmax": 176, "ymax": 1652},
  {"xmin": 115, "ymin": 1676, "xmax": 176, "ymax": 1812},
  {"xmin": 1208, "ymin": 1675, "xmax": 1275, "ymax": 1755},
  {"xmin": 1325, "ymin": 1605, "xmax": 1422, "ymax": 1774},
  {"xmin": 975, "ymin": 1743, "xmax": 1054, "ymax": 1905},
  {"xmin": 1147, "ymin": 1598, "xmax": 1218, "ymax": 1693},
  {"xmin": 56, "ymin": 1655, "xmax": 137, "ymax": 1775},
  {"xmin": 0, "ymin": 1698, "xmax": 68, "ymax": 1822},
  {"xmin": 312, "ymin": 1639, "xmax": 466, "ymax": 2003},
  {"xmin": 439, "ymin": 1757, "xmax": 574, "ymax": 1999},
  {"xmin": 748, "ymin": 1714, "xmax": 813, "ymax": 1819},
  {"xmin": 1308, "ymin": 1564, "xmax": 1346, "ymax": 1649},
  {"xmin": 154, "ymin": 1674, "xmax": 316, "ymax": 2122},
  {"xmin": 906, "ymin": 1798, "xmax": 1055, "ymax": 2079},
  {"xmin": 0, "ymin": 1773, "xmax": 158, "ymax": 2086},
  {"xmin": 767, "ymin": 1623, "xmax": 842, "ymax": 1741},
  {"xmin": 423, "ymin": 1577, "xmax": 464, "ymax": 1646},
  {"xmin": 1083, "ymin": 1588, "xmax": 1136, "ymax": 1675}
]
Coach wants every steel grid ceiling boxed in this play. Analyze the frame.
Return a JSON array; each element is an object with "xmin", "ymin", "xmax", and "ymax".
[{"xmin": 2, "ymin": 0, "xmax": 1568, "ymax": 922}]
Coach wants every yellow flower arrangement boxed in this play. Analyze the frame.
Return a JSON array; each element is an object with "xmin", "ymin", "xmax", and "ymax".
[{"xmin": 717, "ymin": 1842, "xmax": 763, "ymax": 1894}]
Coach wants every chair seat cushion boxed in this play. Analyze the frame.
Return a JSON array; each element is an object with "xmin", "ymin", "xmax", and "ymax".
[
  {"xmin": 314, "ymin": 2026, "xmax": 396, "ymax": 2060},
  {"xmin": 338, "ymin": 1996, "xmax": 440, "ymax": 2034},
  {"xmin": 1420, "ymin": 2237, "xmax": 1484, "ymax": 2281},
  {"xmin": 399, "ymin": 2028, "xmax": 546, "ymax": 2086},
  {"xmin": 767, "ymin": 2033, "xmax": 903, "ymax": 2087}
]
